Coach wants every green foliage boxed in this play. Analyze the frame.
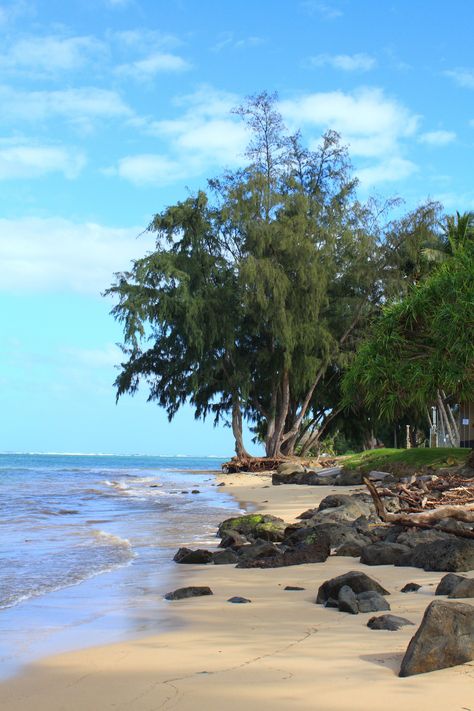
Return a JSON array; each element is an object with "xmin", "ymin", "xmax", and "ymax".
[
  {"xmin": 107, "ymin": 90, "xmax": 454, "ymax": 457},
  {"xmin": 341, "ymin": 447, "xmax": 469, "ymax": 472},
  {"xmin": 342, "ymin": 246, "xmax": 474, "ymax": 420}
]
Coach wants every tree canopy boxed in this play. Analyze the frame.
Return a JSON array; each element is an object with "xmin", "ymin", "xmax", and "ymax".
[
  {"xmin": 107, "ymin": 91, "xmax": 446, "ymax": 457},
  {"xmin": 342, "ymin": 244, "xmax": 474, "ymax": 421}
]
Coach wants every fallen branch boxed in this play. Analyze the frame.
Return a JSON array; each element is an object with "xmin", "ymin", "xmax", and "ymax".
[{"xmin": 363, "ymin": 477, "xmax": 474, "ymax": 539}]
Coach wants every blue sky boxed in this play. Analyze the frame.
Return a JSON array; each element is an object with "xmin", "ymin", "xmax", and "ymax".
[{"xmin": 1, "ymin": 0, "xmax": 473, "ymax": 455}]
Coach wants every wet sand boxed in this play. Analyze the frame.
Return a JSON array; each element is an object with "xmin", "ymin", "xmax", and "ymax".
[{"xmin": 0, "ymin": 472, "xmax": 473, "ymax": 710}]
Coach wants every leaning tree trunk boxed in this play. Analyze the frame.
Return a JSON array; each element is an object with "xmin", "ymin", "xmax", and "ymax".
[{"xmin": 231, "ymin": 396, "xmax": 249, "ymax": 458}]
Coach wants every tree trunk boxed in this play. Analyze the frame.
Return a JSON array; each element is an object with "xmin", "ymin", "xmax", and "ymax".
[
  {"xmin": 265, "ymin": 370, "xmax": 290, "ymax": 458},
  {"xmin": 231, "ymin": 396, "xmax": 249, "ymax": 458}
]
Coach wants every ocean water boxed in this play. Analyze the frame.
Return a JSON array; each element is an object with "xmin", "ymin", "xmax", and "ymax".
[{"xmin": 0, "ymin": 453, "xmax": 240, "ymax": 677}]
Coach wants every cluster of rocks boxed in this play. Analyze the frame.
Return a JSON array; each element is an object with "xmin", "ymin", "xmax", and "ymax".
[
  {"xmin": 272, "ymin": 462, "xmax": 395, "ymax": 487},
  {"xmin": 173, "ymin": 492, "xmax": 474, "ymax": 574},
  {"xmin": 316, "ymin": 570, "xmax": 390, "ymax": 614}
]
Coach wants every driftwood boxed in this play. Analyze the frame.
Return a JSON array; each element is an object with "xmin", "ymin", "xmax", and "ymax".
[
  {"xmin": 222, "ymin": 455, "xmax": 338, "ymax": 473},
  {"xmin": 363, "ymin": 477, "xmax": 474, "ymax": 540}
]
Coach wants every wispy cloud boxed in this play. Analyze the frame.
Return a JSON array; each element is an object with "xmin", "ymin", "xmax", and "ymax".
[
  {"xmin": 444, "ymin": 67, "xmax": 474, "ymax": 89},
  {"xmin": 0, "ymin": 34, "xmax": 106, "ymax": 77},
  {"xmin": 0, "ymin": 217, "xmax": 155, "ymax": 294},
  {"xmin": 0, "ymin": 139, "xmax": 85, "ymax": 179},
  {"xmin": 300, "ymin": 1, "xmax": 342, "ymax": 19},
  {"xmin": 306, "ymin": 53, "xmax": 376, "ymax": 71},
  {"xmin": 419, "ymin": 130, "xmax": 456, "ymax": 146},
  {"xmin": 212, "ymin": 32, "xmax": 265, "ymax": 52},
  {"xmin": 116, "ymin": 52, "xmax": 191, "ymax": 81},
  {"xmin": 0, "ymin": 85, "xmax": 132, "ymax": 129}
]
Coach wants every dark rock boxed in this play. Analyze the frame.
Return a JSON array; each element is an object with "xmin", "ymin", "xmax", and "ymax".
[
  {"xmin": 191, "ymin": 490, "xmax": 200, "ymax": 494},
  {"xmin": 283, "ymin": 523, "xmax": 358, "ymax": 549},
  {"xmin": 397, "ymin": 539, "xmax": 474, "ymax": 572},
  {"xmin": 228, "ymin": 596, "xmax": 251, "ymax": 603},
  {"xmin": 435, "ymin": 573, "xmax": 467, "ymax": 596},
  {"xmin": 218, "ymin": 530, "xmax": 248, "ymax": 549},
  {"xmin": 335, "ymin": 541, "xmax": 364, "ymax": 557},
  {"xmin": 212, "ymin": 549, "xmax": 239, "ymax": 565},
  {"xmin": 334, "ymin": 468, "xmax": 363, "ymax": 486},
  {"xmin": 449, "ymin": 578, "xmax": 474, "ymax": 598},
  {"xmin": 272, "ymin": 470, "xmax": 328, "ymax": 486},
  {"xmin": 296, "ymin": 507, "xmax": 318, "ymax": 520},
  {"xmin": 180, "ymin": 490, "xmax": 189, "ymax": 494},
  {"xmin": 218, "ymin": 513, "xmax": 286, "ymax": 541},
  {"xmin": 360, "ymin": 542, "xmax": 411, "ymax": 566},
  {"xmin": 165, "ymin": 586, "xmax": 213, "ymax": 600},
  {"xmin": 368, "ymin": 614, "xmax": 415, "ymax": 631},
  {"xmin": 238, "ymin": 538, "xmax": 330, "ymax": 568},
  {"xmin": 356, "ymin": 590, "xmax": 390, "ymax": 613},
  {"xmin": 236, "ymin": 540, "xmax": 281, "ymax": 562},
  {"xmin": 173, "ymin": 547, "xmax": 213, "ymax": 564},
  {"xmin": 401, "ymin": 582, "xmax": 422, "ymax": 593},
  {"xmin": 399, "ymin": 600, "xmax": 474, "ymax": 677},
  {"xmin": 396, "ymin": 528, "xmax": 450, "ymax": 549},
  {"xmin": 284, "ymin": 585, "xmax": 306, "ymax": 591},
  {"xmin": 338, "ymin": 585, "xmax": 359, "ymax": 614},
  {"xmin": 317, "ymin": 571, "xmax": 389, "ymax": 604},
  {"xmin": 217, "ymin": 482, "xmax": 226, "ymax": 487},
  {"xmin": 325, "ymin": 598, "xmax": 339, "ymax": 608}
]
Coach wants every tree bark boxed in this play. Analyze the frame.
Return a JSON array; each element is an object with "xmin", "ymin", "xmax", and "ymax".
[
  {"xmin": 231, "ymin": 396, "xmax": 249, "ymax": 458},
  {"xmin": 265, "ymin": 370, "xmax": 290, "ymax": 457}
]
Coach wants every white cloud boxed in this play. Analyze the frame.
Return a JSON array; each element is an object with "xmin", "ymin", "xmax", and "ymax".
[
  {"xmin": 444, "ymin": 68, "xmax": 474, "ymax": 89},
  {"xmin": 357, "ymin": 157, "xmax": 418, "ymax": 188},
  {"xmin": 0, "ymin": 85, "xmax": 132, "ymax": 127},
  {"xmin": 307, "ymin": 53, "xmax": 376, "ymax": 71},
  {"xmin": 116, "ymin": 51, "xmax": 191, "ymax": 81},
  {"xmin": 0, "ymin": 35, "xmax": 106, "ymax": 76},
  {"xmin": 418, "ymin": 130, "xmax": 456, "ymax": 146},
  {"xmin": 301, "ymin": 1, "xmax": 342, "ymax": 19},
  {"xmin": 115, "ymin": 154, "xmax": 187, "ymax": 186},
  {"xmin": 0, "ymin": 217, "xmax": 155, "ymax": 294},
  {"xmin": 114, "ymin": 87, "xmax": 249, "ymax": 186},
  {"xmin": 0, "ymin": 140, "xmax": 85, "ymax": 179},
  {"xmin": 280, "ymin": 87, "xmax": 419, "ymax": 186},
  {"xmin": 212, "ymin": 33, "xmax": 265, "ymax": 52}
]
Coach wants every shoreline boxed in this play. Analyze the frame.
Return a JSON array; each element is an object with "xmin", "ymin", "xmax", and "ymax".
[{"xmin": 0, "ymin": 472, "xmax": 473, "ymax": 710}]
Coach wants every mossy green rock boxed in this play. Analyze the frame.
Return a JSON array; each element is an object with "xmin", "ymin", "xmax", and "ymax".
[{"xmin": 218, "ymin": 514, "xmax": 286, "ymax": 541}]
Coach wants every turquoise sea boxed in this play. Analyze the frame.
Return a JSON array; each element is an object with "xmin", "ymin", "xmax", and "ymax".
[{"xmin": 0, "ymin": 453, "xmax": 239, "ymax": 676}]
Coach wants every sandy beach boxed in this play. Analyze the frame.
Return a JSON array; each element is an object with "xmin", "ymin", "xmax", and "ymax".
[{"xmin": 0, "ymin": 472, "xmax": 473, "ymax": 711}]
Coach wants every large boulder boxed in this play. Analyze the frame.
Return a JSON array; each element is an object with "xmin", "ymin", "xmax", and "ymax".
[
  {"xmin": 397, "ymin": 539, "xmax": 474, "ymax": 572},
  {"xmin": 449, "ymin": 578, "xmax": 474, "ymax": 598},
  {"xmin": 360, "ymin": 542, "xmax": 411, "ymax": 566},
  {"xmin": 435, "ymin": 573, "xmax": 467, "ymax": 596},
  {"xmin": 237, "ymin": 537, "xmax": 330, "ymax": 569},
  {"xmin": 357, "ymin": 590, "xmax": 390, "ymax": 613},
  {"xmin": 276, "ymin": 462, "xmax": 305, "ymax": 475},
  {"xmin": 217, "ymin": 514, "xmax": 286, "ymax": 542},
  {"xmin": 316, "ymin": 570, "xmax": 389, "ymax": 604},
  {"xmin": 236, "ymin": 540, "xmax": 282, "ymax": 563},
  {"xmin": 338, "ymin": 585, "xmax": 358, "ymax": 614},
  {"xmin": 173, "ymin": 548, "xmax": 213, "ymax": 564},
  {"xmin": 272, "ymin": 470, "xmax": 329, "ymax": 486},
  {"xmin": 395, "ymin": 528, "xmax": 451, "ymax": 549},
  {"xmin": 399, "ymin": 600, "xmax": 474, "ymax": 676},
  {"xmin": 313, "ymin": 494, "xmax": 375, "ymax": 524},
  {"xmin": 212, "ymin": 549, "xmax": 239, "ymax": 565}
]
